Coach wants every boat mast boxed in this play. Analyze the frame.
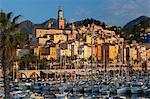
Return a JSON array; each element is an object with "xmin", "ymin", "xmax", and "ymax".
[
  {"xmin": 121, "ymin": 43, "xmax": 124, "ymax": 77},
  {"xmin": 90, "ymin": 23, "xmax": 95, "ymax": 98},
  {"xmin": 119, "ymin": 44, "xmax": 122, "ymax": 77},
  {"xmin": 119, "ymin": 42, "xmax": 124, "ymax": 78},
  {"xmin": 64, "ymin": 42, "xmax": 67, "ymax": 82},
  {"xmin": 103, "ymin": 44, "xmax": 106, "ymax": 81},
  {"xmin": 126, "ymin": 45, "xmax": 130, "ymax": 79},
  {"xmin": 96, "ymin": 43, "xmax": 98, "ymax": 79},
  {"xmin": 91, "ymin": 32, "xmax": 94, "ymax": 97}
]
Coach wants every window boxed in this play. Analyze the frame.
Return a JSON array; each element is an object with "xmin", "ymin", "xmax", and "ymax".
[{"xmin": 41, "ymin": 47, "xmax": 50, "ymax": 55}]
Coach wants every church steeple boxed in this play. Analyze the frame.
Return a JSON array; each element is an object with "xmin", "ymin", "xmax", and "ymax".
[{"xmin": 58, "ymin": 6, "xmax": 64, "ymax": 29}]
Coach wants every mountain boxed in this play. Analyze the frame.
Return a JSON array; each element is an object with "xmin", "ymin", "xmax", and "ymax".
[
  {"xmin": 123, "ymin": 16, "xmax": 150, "ymax": 33},
  {"xmin": 18, "ymin": 20, "xmax": 34, "ymax": 34},
  {"xmin": 18, "ymin": 18, "xmax": 57, "ymax": 35},
  {"xmin": 18, "ymin": 18, "xmax": 104, "ymax": 35},
  {"xmin": 122, "ymin": 16, "xmax": 150, "ymax": 43},
  {"xmin": 34, "ymin": 18, "xmax": 57, "ymax": 28}
]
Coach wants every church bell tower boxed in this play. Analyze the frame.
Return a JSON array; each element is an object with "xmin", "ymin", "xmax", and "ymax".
[{"xmin": 58, "ymin": 6, "xmax": 65, "ymax": 29}]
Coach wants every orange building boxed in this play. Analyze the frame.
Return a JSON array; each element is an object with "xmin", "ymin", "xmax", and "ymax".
[{"xmin": 94, "ymin": 44, "xmax": 102, "ymax": 62}]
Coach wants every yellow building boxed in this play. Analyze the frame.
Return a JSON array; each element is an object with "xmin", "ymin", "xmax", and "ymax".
[
  {"xmin": 86, "ymin": 35, "xmax": 91, "ymax": 44},
  {"xmin": 54, "ymin": 34, "xmax": 67, "ymax": 43},
  {"xmin": 109, "ymin": 45, "xmax": 118, "ymax": 63},
  {"xmin": 34, "ymin": 44, "xmax": 57, "ymax": 61}
]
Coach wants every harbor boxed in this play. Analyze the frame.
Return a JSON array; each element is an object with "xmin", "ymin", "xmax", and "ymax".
[
  {"xmin": 1, "ymin": 73, "xmax": 150, "ymax": 98},
  {"xmin": 0, "ymin": 1, "xmax": 150, "ymax": 99}
]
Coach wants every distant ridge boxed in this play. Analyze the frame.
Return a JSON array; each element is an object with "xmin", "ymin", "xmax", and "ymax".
[
  {"xmin": 123, "ymin": 16, "xmax": 150, "ymax": 33},
  {"xmin": 18, "ymin": 18, "xmax": 57, "ymax": 35},
  {"xmin": 18, "ymin": 20, "xmax": 34, "ymax": 34}
]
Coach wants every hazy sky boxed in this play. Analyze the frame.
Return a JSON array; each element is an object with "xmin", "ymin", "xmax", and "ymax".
[{"xmin": 0, "ymin": 0, "xmax": 150, "ymax": 26}]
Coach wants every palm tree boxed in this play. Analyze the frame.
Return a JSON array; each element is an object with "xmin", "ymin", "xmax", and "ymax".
[
  {"xmin": 21, "ymin": 54, "xmax": 30, "ymax": 70},
  {"xmin": 0, "ymin": 11, "xmax": 22, "ymax": 98}
]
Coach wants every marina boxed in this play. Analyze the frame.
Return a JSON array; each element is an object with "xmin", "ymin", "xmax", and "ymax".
[
  {"xmin": 0, "ymin": 1, "xmax": 150, "ymax": 99},
  {"xmin": 1, "ymin": 73, "xmax": 149, "ymax": 98}
]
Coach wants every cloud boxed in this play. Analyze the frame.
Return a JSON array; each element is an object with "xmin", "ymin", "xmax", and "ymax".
[
  {"xmin": 103, "ymin": 0, "xmax": 150, "ymax": 26},
  {"xmin": 74, "ymin": 7, "xmax": 91, "ymax": 18},
  {"xmin": 110, "ymin": 0, "xmax": 150, "ymax": 17}
]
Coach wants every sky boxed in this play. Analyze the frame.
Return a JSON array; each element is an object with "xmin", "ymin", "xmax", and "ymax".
[{"xmin": 0, "ymin": 0, "xmax": 150, "ymax": 26}]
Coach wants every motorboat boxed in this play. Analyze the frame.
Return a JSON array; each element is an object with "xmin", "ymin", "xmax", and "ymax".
[
  {"xmin": 55, "ymin": 92, "xmax": 68, "ymax": 99},
  {"xmin": 99, "ymin": 88, "xmax": 109, "ymax": 95},
  {"xmin": 31, "ymin": 83, "xmax": 42, "ymax": 93},
  {"xmin": 99, "ymin": 84, "xmax": 109, "ymax": 95},
  {"xmin": 58, "ymin": 83, "xmax": 68, "ymax": 92},
  {"xmin": 12, "ymin": 91, "xmax": 29, "ymax": 99},
  {"xmin": 67, "ymin": 93, "xmax": 83, "ymax": 99},
  {"xmin": 109, "ymin": 86, "xmax": 117, "ymax": 95},
  {"xmin": 117, "ymin": 85, "xmax": 131, "ymax": 95},
  {"xmin": 130, "ymin": 81, "xmax": 143, "ymax": 94},
  {"xmin": 93, "ymin": 85, "xmax": 100, "ymax": 93},
  {"xmin": 41, "ymin": 84, "xmax": 51, "ymax": 92},
  {"xmin": 143, "ymin": 82, "xmax": 150, "ymax": 96},
  {"xmin": 42, "ymin": 92, "xmax": 56, "ymax": 99},
  {"xmin": 83, "ymin": 86, "xmax": 92, "ymax": 93}
]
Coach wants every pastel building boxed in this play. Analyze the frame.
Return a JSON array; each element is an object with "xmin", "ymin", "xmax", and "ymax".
[
  {"xmin": 109, "ymin": 45, "xmax": 118, "ymax": 63},
  {"xmin": 84, "ymin": 44, "xmax": 92, "ymax": 59},
  {"xmin": 35, "ymin": 7, "xmax": 77, "ymax": 61}
]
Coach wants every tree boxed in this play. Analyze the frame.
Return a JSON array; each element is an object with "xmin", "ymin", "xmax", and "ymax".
[
  {"xmin": 49, "ymin": 57, "xmax": 54, "ymax": 69},
  {"xmin": 101, "ymin": 22, "xmax": 106, "ymax": 29},
  {"xmin": 40, "ymin": 58, "xmax": 48, "ymax": 69},
  {"xmin": 0, "ymin": 11, "xmax": 22, "ymax": 98},
  {"xmin": 19, "ymin": 54, "xmax": 36, "ymax": 70}
]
